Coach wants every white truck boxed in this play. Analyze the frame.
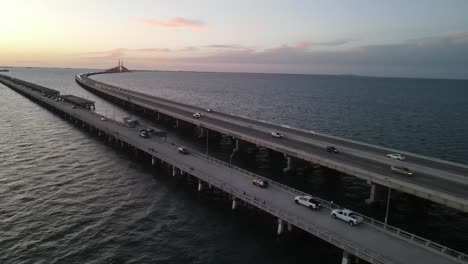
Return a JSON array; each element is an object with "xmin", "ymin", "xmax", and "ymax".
[
  {"xmin": 331, "ymin": 209, "xmax": 363, "ymax": 226},
  {"xmin": 294, "ymin": 195, "xmax": 321, "ymax": 209}
]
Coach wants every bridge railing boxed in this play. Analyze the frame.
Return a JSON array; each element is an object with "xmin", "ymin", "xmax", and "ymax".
[
  {"xmin": 8, "ymin": 76, "xmax": 468, "ymax": 263},
  {"xmin": 188, "ymin": 151, "xmax": 467, "ymax": 263},
  {"xmin": 192, "ymin": 173, "xmax": 392, "ymax": 264},
  {"xmin": 74, "ymin": 75, "xmax": 468, "ymax": 263},
  {"xmin": 7, "ymin": 75, "xmax": 468, "ymax": 263}
]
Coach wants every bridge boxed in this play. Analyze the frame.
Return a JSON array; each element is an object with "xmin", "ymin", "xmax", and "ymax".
[
  {"xmin": 1, "ymin": 73, "xmax": 467, "ymax": 264},
  {"xmin": 75, "ymin": 72, "xmax": 468, "ymax": 213}
]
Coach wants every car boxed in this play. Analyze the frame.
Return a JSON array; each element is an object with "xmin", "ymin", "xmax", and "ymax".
[
  {"xmin": 326, "ymin": 146, "xmax": 339, "ymax": 153},
  {"xmin": 252, "ymin": 178, "xmax": 268, "ymax": 188},
  {"xmin": 391, "ymin": 165, "xmax": 413, "ymax": 176},
  {"xmin": 294, "ymin": 195, "xmax": 321, "ymax": 209},
  {"xmin": 178, "ymin": 147, "xmax": 188, "ymax": 154},
  {"xmin": 331, "ymin": 209, "xmax": 363, "ymax": 226},
  {"xmin": 139, "ymin": 130, "xmax": 149, "ymax": 138},
  {"xmin": 146, "ymin": 128, "xmax": 155, "ymax": 133},
  {"xmin": 271, "ymin": 132, "xmax": 283, "ymax": 138},
  {"xmin": 386, "ymin": 153, "xmax": 406, "ymax": 160},
  {"xmin": 206, "ymin": 108, "xmax": 212, "ymax": 112},
  {"xmin": 193, "ymin": 113, "xmax": 202, "ymax": 118},
  {"xmin": 100, "ymin": 117, "xmax": 107, "ymax": 121}
]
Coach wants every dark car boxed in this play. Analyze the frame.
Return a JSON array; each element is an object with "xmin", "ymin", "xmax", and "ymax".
[
  {"xmin": 252, "ymin": 178, "xmax": 268, "ymax": 188},
  {"xmin": 326, "ymin": 146, "xmax": 339, "ymax": 153}
]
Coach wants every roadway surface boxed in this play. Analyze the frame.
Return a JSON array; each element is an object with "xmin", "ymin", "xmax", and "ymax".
[
  {"xmin": 84, "ymin": 73, "xmax": 468, "ymax": 175},
  {"xmin": 77, "ymin": 74, "xmax": 468, "ymax": 212},
  {"xmin": 1, "ymin": 74, "xmax": 465, "ymax": 264}
]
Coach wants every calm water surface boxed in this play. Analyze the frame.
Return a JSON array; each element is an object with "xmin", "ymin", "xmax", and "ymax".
[{"xmin": 1, "ymin": 68, "xmax": 467, "ymax": 263}]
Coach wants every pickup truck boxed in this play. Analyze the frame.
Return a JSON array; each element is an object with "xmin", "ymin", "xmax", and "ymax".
[
  {"xmin": 331, "ymin": 209, "xmax": 363, "ymax": 226},
  {"xmin": 294, "ymin": 195, "xmax": 321, "ymax": 209}
]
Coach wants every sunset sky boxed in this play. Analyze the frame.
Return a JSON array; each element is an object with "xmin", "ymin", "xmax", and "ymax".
[{"xmin": 1, "ymin": 0, "xmax": 468, "ymax": 79}]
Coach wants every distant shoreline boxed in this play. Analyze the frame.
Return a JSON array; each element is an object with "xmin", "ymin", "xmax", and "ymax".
[{"xmin": 3, "ymin": 66, "xmax": 468, "ymax": 82}]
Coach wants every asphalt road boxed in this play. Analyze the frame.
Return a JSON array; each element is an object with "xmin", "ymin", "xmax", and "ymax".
[
  {"xmin": 86, "ymin": 74, "xmax": 468, "ymax": 176},
  {"xmin": 80, "ymin": 76, "xmax": 468, "ymax": 203},
  {"xmin": 3, "ymin": 76, "xmax": 463, "ymax": 264}
]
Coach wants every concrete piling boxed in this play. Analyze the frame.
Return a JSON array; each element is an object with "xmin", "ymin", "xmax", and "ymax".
[
  {"xmin": 232, "ymin": 199, "xmax": 237, "ymax": 210},
  {"xmin": 341, "ymin": 251, "xmax": 350, "ymax": 264},
  {"xmin": 198, "ymin": 180, "xmax": 203, "ymax": 191},
  {"xmin": 277, "ymin": 218, "xmax": 284, "ymax": 235}
]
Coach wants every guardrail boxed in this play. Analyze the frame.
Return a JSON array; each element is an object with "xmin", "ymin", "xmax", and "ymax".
[
  {"xmin": 3, "ymin": 75, "xmax": 468, "ymax": 263},
  {"xmin": 24, "ymin": 74, "xmax": 466, "ymax": 263},
  {"xmin": 77, "ymin": 75, "xmax": 468, "ymax": 213},
  {"xmin": 82, "ymin": 77, "xmax": 468, "ymax": 186},
  {"xmin": 189, "ymin": 148, "xmax": 467, "ymax": 262}
]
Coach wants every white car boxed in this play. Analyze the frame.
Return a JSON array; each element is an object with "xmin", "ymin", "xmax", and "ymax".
[
  {"xmin": 178, "ymin": 147, "xmax": 188, "ymax": 154},
  {"xmin": 206, "ymin": 108, "xmax": 212, "ymax": 112},
  {"xmin": 252, "ymin": 178, "xmax": 268, "ymax": 188},
  {"xmin": 139, "ymin": 130, "xmax": 149, "ymax": 138},
  {"xmin": 386, "ymin": 153, "xmax": 406, "ymax": 160},
  {"xmin": 294, "ymin": 195, "xmax": 321, "ymax": 209},
  {"xmin": 193, "ymin": 113, "xmax": 202, "ymax": 118},
  {"xmin": 100, "ymin": 117, "xmax": 107, "ymax": 121},
  {"xmin": 331, "ymin": 209, "xmax": 363, "ymax": 226},
  {"xmin": 271, "ymin": 132, "xmax": 283, "ymax": 138},
  {"xmin": 391, "ymin": 165, "xmax": 413, "ymax": 176}
]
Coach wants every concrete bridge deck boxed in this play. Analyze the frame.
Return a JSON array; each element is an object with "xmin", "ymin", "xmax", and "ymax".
[
  {"xmin": 1, "ymin": 74, "xmax": 467, "ymax": 264},
  {"xmin": 76, "ymin": 73, "xmax": 468, "ymax": 212}
]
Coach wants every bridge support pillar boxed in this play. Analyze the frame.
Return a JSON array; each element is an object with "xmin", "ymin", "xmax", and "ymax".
[
  {"xmin": 156, "ymin": 112, "xmax": 160, "ymax": 120},
  {"xmin": 287, "ymin": 222, "xmax": 293, "ymax": 232},
  {"xmin": 98, "ymin": 131, "xmax": 101, "ymax": 137},
  {"xmin": 108, "ymin": 135, "xmax": 112, "ymax": 143},
  {"xmin": 120, "ymin": 141, "xmax": 124, "ymax": 149},
  {"xmin": 365, "ymin": 183, "xmax": 385, "ymax": 204},
  {"xmin": 175, "ymin": 119, "xmax": 179, "ymax": 128},
  {"xmin": 197, "ymin": 127, "xmax": 204, "ymax": 138},
  {"xmin": 232, "ymin": 199, "xmax": 237, "ymax": 210},
  {"xmin": 283, "ymin": 155, "xmax": 296, "ymax": 173},
  {"xmin": 151, "ymin": 156, "xmax": 155, "ymax": 166},
  {"xmin": 198, "ymin": 180, "xmax": 203, "ymax": 192},
  {"xmin": 172, "ymin": 166, "xmax": 176, "ymax": 177},
  {"xmin": 277, "ymin": 219, "xmax": 284, "ymax": 235},
  {"xmin": 341, "ymin": 251, "xmax": 350, "ymax": 264},
  {"xmin": 234, "ymin": 138, "xmax": 239, "ymax": 152}
]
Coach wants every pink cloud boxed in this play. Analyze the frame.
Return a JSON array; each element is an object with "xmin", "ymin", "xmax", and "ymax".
[
  {"xmin": 442, "ymin": 30, "xmax": 468, "ymax": 40},
  {"xmin": 411, "ymin": 30, "xmax": 468, "ymax": 46},
  {"xmin": 139, "ymin": 17, "xmax": 207, "ymax": 29},
  {"xmin": 294, "ymin": 42, "xmax": 309, "ymax": 49},
  {"xmin": 294, "ymin": 39, "xmax": 354, "ymax": 48},
  {"xmin": 81, "ymin": 48, "xmax": 171, "ymax": 59}
]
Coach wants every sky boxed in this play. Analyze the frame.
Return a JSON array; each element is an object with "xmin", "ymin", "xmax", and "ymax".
[{"xmin": 1, "ymin": 0, "xmax": 468, "ymax": 79}]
